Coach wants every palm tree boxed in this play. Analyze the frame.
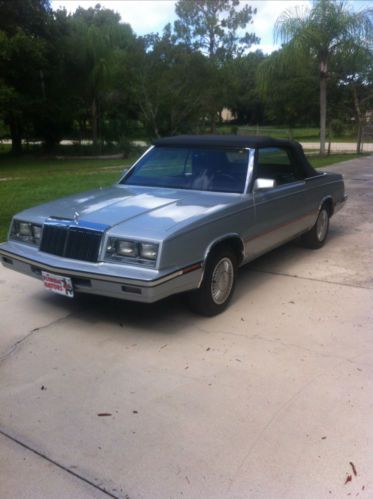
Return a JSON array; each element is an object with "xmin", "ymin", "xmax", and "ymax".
[{"xmin": 275, "ymin": 0, "xmax": 372, "ymax": 155}]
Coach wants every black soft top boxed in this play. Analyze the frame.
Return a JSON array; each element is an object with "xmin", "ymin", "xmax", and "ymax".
[
  {"xmin": 154, "ymin": 134, "xmax": 293, "ymax": 149},
  {"xmin": 153, "ymin": 134, "xmax": 317, "ymax": 177}
]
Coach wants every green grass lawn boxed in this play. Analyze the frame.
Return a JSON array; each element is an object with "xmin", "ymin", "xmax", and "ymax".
[
  {"xmin": 0, "ymin": 157, "xmax": 131, "ymax": 242},
  {"xmin": 218, "ymin": 125, "xmax": 359, "ymax": 143},
  {"xmin": 0, "ymin": 152, "xmax": 368, "ymax": 242},
  {"xmin": 308, "ymin": 153, "xmax": 365, "ymax": 168}
]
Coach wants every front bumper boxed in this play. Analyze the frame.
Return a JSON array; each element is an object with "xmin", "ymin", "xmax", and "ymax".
[{"xmin": 0, "ymin": 242, "xmax": 203, "ymax": 303}]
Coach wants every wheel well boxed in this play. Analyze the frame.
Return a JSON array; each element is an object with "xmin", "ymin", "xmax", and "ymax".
[
  {"xmin": 322, "ymin": 198, "xmax": 334, "ymax": 217},
  {"xmin": 207, "ymin": 237, "xmax": 244, "ymax": 265}
]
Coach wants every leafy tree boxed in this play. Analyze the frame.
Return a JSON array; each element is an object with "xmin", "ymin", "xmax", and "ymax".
[
  {"xmin": 174, "ymin": 0, "xmax": 259, "ymax": 60},
  {"xmin": 0, "ymin": 30, "xmax": 47, "ymax": 153},
  {"xmin": 225, "ymin": 50, "xmax": 265, "ymax": 125},
  {"xmin": 61, "ymin": 5, "xmax": 136, "ymax": 147},
  {"xmin": 335, "ymin": 46, "xmax": 373, "ymax": 152},
  {"xmin": 0, "ymin": 0, "xmax": 51, "ymax": 153},
  {"xmin": 257, "ymin": 47, "xmax": 319, "ymax": 132},
  {"xmin": 133, "ymin": 29, "xmax": 212, "ymax": 137},
  {"xmin": 0, "ymin": 0, "xmax": 52, "ymax": 36},
  {"xmin": 174, "ymin": 0, "xmax": 259, "ymax": 131},
  {"xmin": 275, "ymin": 0, "xmax": 373, "ymax": 154}
]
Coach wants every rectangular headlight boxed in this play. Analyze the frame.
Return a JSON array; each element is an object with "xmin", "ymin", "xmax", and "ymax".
[
  {"xmin": 32, "ymin": 224, "xmax": 42, "ymax": 243},
  {"xmin": 105, "ymin": 238, "xmax": 159, "ymax": 263},
  {"xmin": 19, "ymin": 222, "xmax": 32, "ymax": 236},
  {"xmin": 10, "ymin": 221, "xmax": 42, "ymax": 246},
  {"xmin": 116, "ymin": 240, "xmax": 138, "ymax": 257},
  {"xmin": 139, "ymin": 243, "xmax": 158, "ymax": 260}
]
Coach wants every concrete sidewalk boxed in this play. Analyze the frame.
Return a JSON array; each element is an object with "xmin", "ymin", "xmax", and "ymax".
[{"xmin": 0, "ymin": 157, "xmax": 372, "ymax": 498}]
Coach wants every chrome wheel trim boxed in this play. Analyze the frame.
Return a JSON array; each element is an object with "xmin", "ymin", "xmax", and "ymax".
[
  {"xmin": 316, "ymin": 209, "xmax": 328, "ymax": 241},
  {"xmin": 211, "ymin": 257, "xmax": 234, "ymax": 305}
]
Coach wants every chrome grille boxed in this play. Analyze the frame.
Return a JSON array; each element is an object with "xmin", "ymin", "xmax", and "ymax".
[{"xmin": 40, "ymin": 225, "xmax": 103, "ymax": 262}]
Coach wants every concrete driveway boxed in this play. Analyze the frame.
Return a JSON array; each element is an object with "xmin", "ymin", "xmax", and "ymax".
[{"xmin": 0, "ymin": 157, "xmax": 372, "ymax": 499}]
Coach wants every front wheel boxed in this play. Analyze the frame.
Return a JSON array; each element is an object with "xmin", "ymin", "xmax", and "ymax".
[
  {"xmin": 187, "ymin": 247, "xmax": 237, "ymax": 316},
  {"xmin": 300, "ymin": 206, "xmax": 330, "ymax": 249}
]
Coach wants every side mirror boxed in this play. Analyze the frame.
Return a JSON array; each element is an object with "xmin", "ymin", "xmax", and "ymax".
[{"xmin": 253, "ymin": 178, "xmax": 277, "ymax": 192}]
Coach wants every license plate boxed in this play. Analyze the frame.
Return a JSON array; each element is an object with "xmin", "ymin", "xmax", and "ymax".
[{"xmin": 41, "ymin": 271, "xmax": 74, "ymax": 298}]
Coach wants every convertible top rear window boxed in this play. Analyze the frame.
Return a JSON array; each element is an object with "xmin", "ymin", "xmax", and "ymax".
[{"xmin": 121, "ymin": 146, "xmax": 249, "ymax": 193}]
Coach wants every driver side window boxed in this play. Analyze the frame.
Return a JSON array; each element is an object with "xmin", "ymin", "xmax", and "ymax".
[{"xmin": 256, "ymin": 147, "xmax": 304, "ymax": 185}]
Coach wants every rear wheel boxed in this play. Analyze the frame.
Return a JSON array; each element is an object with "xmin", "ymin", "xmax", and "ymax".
[
  {"xmin": 188, "ymin": 247, "xmax": 237, "ymax": 316},
  {"xmin": 300, "ymin": 206, "xmax": 330, "ymax": 249}
]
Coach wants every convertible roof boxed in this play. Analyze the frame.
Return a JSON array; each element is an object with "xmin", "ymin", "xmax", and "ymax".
[
  {"xmin": 153, "ymin": 134, "xmax": 317, "ymax": 176},
  {"xmin": 154, "ymin": 134, "xmax": 295, "ymax": 149}
]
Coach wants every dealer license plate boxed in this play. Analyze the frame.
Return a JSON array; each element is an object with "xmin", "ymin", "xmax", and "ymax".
[{"xmin": 41, "ymin": 271, "xmax": 74, "ymax": 298}]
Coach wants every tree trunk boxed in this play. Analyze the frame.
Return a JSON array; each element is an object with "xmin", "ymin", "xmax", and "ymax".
[
  {"xmin": 319, "ymin": 59, "xmax": 328, "ymax": 156},
  {"xmin": 352, "ymin": 86, "xmax": 363, "ymax": 154},
  {"xmin": 356, "ymin": 122, "xmax": 363, "ymax": 154},
  {"xmin": 91, "ymin": 98, "xmax": 98, "ymax": 147},
  {"xmin": 9, "ymin": 117, "xmax": 22, "ymax": 155}
]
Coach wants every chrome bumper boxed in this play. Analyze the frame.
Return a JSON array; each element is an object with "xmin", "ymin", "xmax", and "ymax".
[{"xmin": 0, "ymin": 243, "xmax": 203, "ymax": 303}]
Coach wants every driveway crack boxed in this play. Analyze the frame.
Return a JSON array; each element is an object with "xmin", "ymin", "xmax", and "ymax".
[
  {"xmin": 0, "ymin": 312, "xmax": 72, "ymax": 366},
  {"xmin": 248, "ymin": 268, "xmax": 373, "ymax": 290},
  {"xmin": 189, "ymin": 322, "xmax": 370, "ymax": 366},
  {"xmin": 0, "ymin": 428, "xmax": 119, "ymax": 498}
]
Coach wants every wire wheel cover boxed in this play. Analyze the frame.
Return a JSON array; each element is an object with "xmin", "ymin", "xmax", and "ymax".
[
  {"xmin": 316, "ymin": 210, "xmax": 328, "ymax": 241},
  {"xmin": 211, "ymin": 257, "xmax": 234, "ymax": 305}
]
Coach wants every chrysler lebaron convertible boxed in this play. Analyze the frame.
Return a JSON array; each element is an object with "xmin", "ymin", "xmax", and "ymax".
[{"xmin": 0, "ymin": 135, "xmax": 347, "ymax": 315}]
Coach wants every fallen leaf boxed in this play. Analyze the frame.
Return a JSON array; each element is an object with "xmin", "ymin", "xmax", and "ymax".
[
  {"xmin": 350, "ymin": 462, "xmax": 357, "ymax": 476},
  {"xmin": 344, "ymin": 474, "xmax": 352, "ymax": 485}
]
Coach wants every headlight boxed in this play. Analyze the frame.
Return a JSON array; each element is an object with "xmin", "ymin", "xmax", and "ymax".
[
  {"xmin": 19, "ymin": 222, "xmax": 32, "ymax": 236},
  {"xmin": 117, "ymin": 240, "xmax": 138, "ymax": 257},
  {"xmin": 106, "ymin": 238, "xmax": 159, "ymax": 263},
  {"xmin": 139, "ymin": 243, "xmax": 158, "ymax": 260},
  {"xmin": 10, "ymin": 220, "xmax": 42, "ymax": 246},
  {"xmin": 32, "ymin": 225, "xmax": 42, "ymax": 243}
]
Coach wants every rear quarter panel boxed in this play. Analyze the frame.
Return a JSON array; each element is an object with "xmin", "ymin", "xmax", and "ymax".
[{"xmin": 305, "ymin": 172, "xmax": 345, "ymax": 225}]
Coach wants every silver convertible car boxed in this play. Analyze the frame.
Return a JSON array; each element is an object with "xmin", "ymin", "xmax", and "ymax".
[{"xmin": 0, "ymin": 135, "xmax": 347, "ymax": 315}]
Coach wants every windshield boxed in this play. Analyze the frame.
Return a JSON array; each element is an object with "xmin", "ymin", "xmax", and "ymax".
[{"xmin": 121, "ymin": 146, "xmax": 249, "ymax": 193}]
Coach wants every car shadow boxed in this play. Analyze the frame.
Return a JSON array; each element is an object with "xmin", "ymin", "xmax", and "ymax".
[{"xmin": 33, "ymin": 224, "xmax": 349, "ymax": 331}]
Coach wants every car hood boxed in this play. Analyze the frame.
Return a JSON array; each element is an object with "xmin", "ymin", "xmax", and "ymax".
[{"xmin": 17, "ymin": 185, "xmax": 243, "ymax": 240}]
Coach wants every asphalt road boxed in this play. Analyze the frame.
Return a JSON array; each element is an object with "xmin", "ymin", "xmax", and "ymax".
[{"xmin": 0, "ymin": 156, "xmax": 372, "ymax": 499}]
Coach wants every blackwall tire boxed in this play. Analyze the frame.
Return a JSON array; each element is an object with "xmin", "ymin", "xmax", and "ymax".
[
  {"xmin": 300, "ymin": 206, "xmax": 330, "ymax": 249},
  {"xmin": 187, "ymin": 247, "xmax": 237, "ymax": 316}
]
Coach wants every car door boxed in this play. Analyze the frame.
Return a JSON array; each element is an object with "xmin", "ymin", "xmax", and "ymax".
[{"xmin": 245, "ymin": 146, "xmax": 314, "ymax": 260}]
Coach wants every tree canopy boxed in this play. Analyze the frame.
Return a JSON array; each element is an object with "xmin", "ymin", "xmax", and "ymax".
[
  {"xmin": 174, "ymin": 0, "xmax": 259, "ymax": 60},
  {"xmin": 0, "ymin": 0, "xmax": 372, "ymax": 154},
  {"xmin": 274, "ymin": 0, "xmax": 373, "ymax": 154}
]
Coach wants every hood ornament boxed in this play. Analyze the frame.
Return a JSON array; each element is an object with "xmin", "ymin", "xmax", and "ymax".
[{"xmin": 73, "ymin": 211, "xmax": 80, "ymax": 224}]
